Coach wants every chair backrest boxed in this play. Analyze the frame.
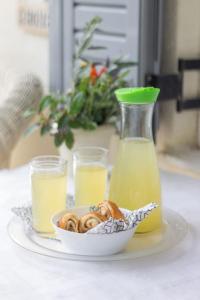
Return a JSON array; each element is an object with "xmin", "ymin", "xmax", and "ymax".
[{"xmin": 0, "ymin": 74, "xmax": 43, "ymax": 168}]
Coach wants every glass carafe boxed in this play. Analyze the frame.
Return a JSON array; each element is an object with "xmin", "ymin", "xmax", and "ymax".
[{"xmin": 109, "ymin": 87, "xmax": 162, "ymax": 233}]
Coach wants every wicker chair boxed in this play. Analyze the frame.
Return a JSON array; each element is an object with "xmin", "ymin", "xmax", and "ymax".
[{"xmin": 0, "ymin": 74, "xmax": 43, "ymax": 168}]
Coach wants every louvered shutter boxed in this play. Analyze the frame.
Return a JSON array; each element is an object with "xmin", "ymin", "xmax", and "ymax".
[{"xmin": 50, "ymin": 0, "xmax": 162, "ymax": 92}]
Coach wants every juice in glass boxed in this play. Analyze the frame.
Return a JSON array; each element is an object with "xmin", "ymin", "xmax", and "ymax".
[
  {"xmin": 31, "ymin": 156, "xmax": 67, "ymax": 234},
  {"xmin": 75, "ymin": 164, "xmax": 107, "ymax": 206},
  {"xmin": 73, "ymin": 147, "xmax": 108, "ymax": 206}
]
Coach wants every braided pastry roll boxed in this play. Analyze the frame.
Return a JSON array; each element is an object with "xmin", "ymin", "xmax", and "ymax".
[
  {"xmin": 98, "ymin": 200, "xmax": 124, "ymax": 220},
  {"xmin": 79, "ymin": 212, "xmax": 107, "ymax": 233},
  {"xmin": 58, "ymin": 213, "xmax": 79, "ymax": 232}
]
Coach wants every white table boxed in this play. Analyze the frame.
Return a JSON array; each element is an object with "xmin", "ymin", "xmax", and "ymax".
[{"xmin": 0, "ymin": 165, "xmax": 200, "ymax": 300}]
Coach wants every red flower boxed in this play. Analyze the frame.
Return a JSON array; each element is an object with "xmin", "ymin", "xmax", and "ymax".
[
  {"xmin": 90, "ymin": 64, "xmax": 98, "ymax": 83},
  {"xmin": 90, "ymin": 65, "xmax": 107, "ymax": 83}
]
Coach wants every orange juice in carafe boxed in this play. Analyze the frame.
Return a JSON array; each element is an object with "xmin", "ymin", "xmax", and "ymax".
[{"xmin": 109, "ymin": 87, "xmax": 162, "ymax": 233}]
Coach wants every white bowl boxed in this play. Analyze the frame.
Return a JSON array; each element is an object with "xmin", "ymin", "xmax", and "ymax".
[{"xmin": 52, "ymin": 206, "xmax": 136, "ymax": 256}]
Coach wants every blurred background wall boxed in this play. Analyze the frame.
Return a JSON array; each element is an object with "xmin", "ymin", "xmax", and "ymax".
[
  {"xmin": 0, "ymin": 0, "xmax": 58, "ymax": 168},
  {"xmin": 157, "ymin": 0, "xmax": 200, "ymax": 152},
  {"xmin": 0, "ymin": 0, "xmax": 49, "ymax": 91}
]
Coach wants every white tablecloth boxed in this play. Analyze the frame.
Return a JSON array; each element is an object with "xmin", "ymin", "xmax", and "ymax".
[{"xmin": 0, "ymin": 165, "xmax": 200, "ymax": 300}]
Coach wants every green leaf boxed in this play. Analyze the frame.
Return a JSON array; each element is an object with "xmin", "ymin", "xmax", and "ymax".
[
  {"xmin": 92, "ymin": 112, "xmax": 104, "ymax": 124},
  {"xmin": 93, "ymin": 101, "xmax": 114, "ymax": 109},
  {"xmin": 107, "ymin": 68, "xmax": 120, "ymax": 77},
  {"xmin": 108, "ymin": 61, "xmax": 137, "ymax": 77},
  {"xmin": 39, "ymin": 95, "xmax": 54, "ymax": 112},
  {"xmin": 117, "ymin": 70, "xmax": 130, "ymax": 80},
  {"xmin": 65, "ymin": 130, "xmax": 74, "ymax": 149},
  {"xmin": 23, "ymin": 108, "xmax": 36, "ymax": 118},
  {"xmin": 40, "ymin": 123, "xmax": 51, "ymax": 136},
  {"xmin": 84, "ymin": 16, "xmax": 102, "ymax": 34},
  {"xmin": 54, "ymin": 133, "xmax": 64, "ymax": 147},
  {"xmin": 70, "ymin": 92, "xmax": 85, "ymax": 116},
  {"xmin": 68, "ymin": 119, "xmax": 81, "ymax": 129},
  {"xmin": 80, "ymin": 119, "xmax": 97, "ymax": 130},
  {"xmin": 58, "ymin": 114, "xmax": 68, "ymax": 128},
  {"xmin": 23, "ymin": 123, "xmax": 40, "ymax": 136},
  {"xmin": 76, "ymin": 36, "xmax": 93, "ymax": 59},
  {"xmin": 75, "ymin": 16, "xmax": 102, "ymax": 59}
]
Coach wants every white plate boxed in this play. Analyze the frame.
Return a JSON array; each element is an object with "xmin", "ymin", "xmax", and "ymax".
[{"xmin": 7, "ymin": 208, "xmax": 188, "ymax": 262}]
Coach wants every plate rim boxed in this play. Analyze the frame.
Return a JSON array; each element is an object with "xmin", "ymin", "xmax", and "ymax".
[{"xmin": 7, "ymin": 208, "xmax": 189, "ymax": 262}]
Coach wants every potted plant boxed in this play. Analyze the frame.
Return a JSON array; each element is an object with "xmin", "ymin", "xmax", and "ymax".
[{"xmin": 26, "ymin": 16, "xmax": 136, "ymax": 161}]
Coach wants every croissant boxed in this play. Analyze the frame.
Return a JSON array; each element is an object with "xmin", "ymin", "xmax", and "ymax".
[
  {"xmin": 79, "ymin": 212, "xmax": 107, "ymax": 233},
  {"xmin": 98, "ymin": 200, "xmax": 124, "ymax": 220},
  {"xmin": 58, "ymin": 213, "xmax": 79, "ymax": 232}
]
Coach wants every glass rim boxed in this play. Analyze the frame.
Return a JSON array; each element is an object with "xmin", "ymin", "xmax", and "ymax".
[
  {"xmin": 73, "ymin": 146, "xmax": 108, "ymax": 156},
  {"xmin": 30, "ymin": 155, "xmax": 67, "ymax": 169},
  {"xmin": 73, "ymin": 146, "xmax": 108, "ymax": 162}
]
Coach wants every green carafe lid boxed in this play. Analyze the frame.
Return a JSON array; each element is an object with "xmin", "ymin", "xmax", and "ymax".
[{"xmin": 115, "ymin": 87, "xmax": 160, "ymax": 104}]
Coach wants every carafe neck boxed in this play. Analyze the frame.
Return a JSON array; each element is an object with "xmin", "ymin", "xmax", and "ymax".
[{"xmin": 120, "ymin": 103, "xmax": 154, "ymax": 140}]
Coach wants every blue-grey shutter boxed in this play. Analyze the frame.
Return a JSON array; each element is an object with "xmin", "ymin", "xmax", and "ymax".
[
  {"xmin": 72, "ymin": 0, "xmax": 140, "ymax": 86},
  {"xmin": 50, "ymin": 0, "xmax": 162, "ymax": 92}
]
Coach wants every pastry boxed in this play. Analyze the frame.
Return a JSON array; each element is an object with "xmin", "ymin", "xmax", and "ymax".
[
  {"xmin": 79, "ymin": 212, "xmax": 107, "ymax": 233},
  {"xmin": 58, "ymin": 213, "xmax": 79, "ymax": 232},
  {"xmin": 98, "ymin": 200, "xmax": 124, "ymax": 220}
]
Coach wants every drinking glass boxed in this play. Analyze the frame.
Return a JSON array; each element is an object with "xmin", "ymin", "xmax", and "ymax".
[
  {"xmin": 73, "ymin": 147, "xmax": 108, "ymax": 206},
  {"xmin": 30, "ymin": 156, "xmax": 67, "ymax": 235}
]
